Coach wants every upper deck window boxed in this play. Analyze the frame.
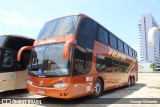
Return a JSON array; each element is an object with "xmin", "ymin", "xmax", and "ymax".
[
  {"xmin": 37, "ymin": 15, "xmax": 79, "ymax": 40},
  {"xmin": 109, "ymin": 33, "xmax": 117, "ymax": 49},
  {"xmin": 118, "ymin": 39, "xmax": 124, "ymax": 52},
  {"xmin": 98, "ymin": 27, "xmax": 109, "ymax": 45},
  {"xmin": 124, "ymin": 44, "xmax": 129, "ymax": 55},
  {"xmin": 77, "ymin": 18, "xmax": 97, "ymax": 49}
]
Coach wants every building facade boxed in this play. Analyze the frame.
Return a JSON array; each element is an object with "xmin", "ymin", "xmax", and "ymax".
[{"xmin": 138, "ymin": 13, "xmax": 160, "ymax": 67}]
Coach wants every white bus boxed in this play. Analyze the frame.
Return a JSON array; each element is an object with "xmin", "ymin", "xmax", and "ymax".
[{"xmin": 0, "ymin": 35, "xmax": 34, "ymax": 91}]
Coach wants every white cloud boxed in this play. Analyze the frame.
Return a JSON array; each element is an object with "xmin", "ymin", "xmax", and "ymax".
[{"xmin": 0, "ymin": 11, "xmax": 43, "ymax": 29}]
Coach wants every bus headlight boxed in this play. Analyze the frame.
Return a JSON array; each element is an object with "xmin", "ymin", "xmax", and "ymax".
[
  {"xmin": 27, "ymin": 80, "xmax": 33, "ymax": 85},
  {"xmin": 53, "ymin": 83, "xmax": 69, "ymax": 88}
]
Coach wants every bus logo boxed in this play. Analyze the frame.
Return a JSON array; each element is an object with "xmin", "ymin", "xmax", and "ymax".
[
  {"xmin": 40, "ymin": 81, "xmax": 43, "ymax": 87},
  {"xmin": 108, "ymin": 47, "xmax": 126, "ymax": 60}
]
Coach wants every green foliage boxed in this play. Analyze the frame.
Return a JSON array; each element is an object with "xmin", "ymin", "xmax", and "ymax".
[{"xmin": 150, "ymin": 63, "xmax": 157, "ymax": 71}]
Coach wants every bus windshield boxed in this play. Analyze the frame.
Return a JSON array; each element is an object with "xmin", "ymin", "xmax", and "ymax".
[
  {"xmin": 29, "ymin": 43, "xmax": 70, "ymax": 77},
  {"xmin": 37, "ymin": 15, "xmax": 79, "ymax": 40},
  {"xmin": 0, "ymin": 36, "xmax": 6, "ymax": 46}
]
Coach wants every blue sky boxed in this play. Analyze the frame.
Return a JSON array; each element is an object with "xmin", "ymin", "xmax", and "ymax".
[{"xmin": 0, "ymin": 0, "xmax": 160, "ymax": 60}]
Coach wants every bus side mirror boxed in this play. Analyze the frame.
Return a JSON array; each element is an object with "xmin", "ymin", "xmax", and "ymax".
[
  {"xmin": 17, "ymin": 46, "xmax": 32, "ymax": 61},
  {"xmin": 63, "ymin": 39, "xmax": 76, "ymax": 60}
]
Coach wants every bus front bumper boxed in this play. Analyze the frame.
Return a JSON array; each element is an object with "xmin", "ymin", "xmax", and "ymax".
[{"xmin": 27, "ymin": 84, "xmax": 71, "ymax": 99}]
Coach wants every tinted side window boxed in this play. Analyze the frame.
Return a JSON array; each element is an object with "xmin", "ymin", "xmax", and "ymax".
[
  {"xmin": 96, "ymin": 55, "xmax": 106, "ymax": 72},
  {"xmin": 132, "ymin": 50, "xmax": 135, "ymax": 58},
  {"xmin": 118, "ymin": 39, "xmax": 124, "ymax": 52},
  {"xmin": 0, "ymin": 48, "xmax": 4, "ymax": 70},
  {"xmin": 109, "ymin": 33, "xmax": 117, "ymax": 49},
  {"xmin": 1, "ymin": 49, "xmax": 30, "ymax": 72},
  {"xmin": 104, "ymin": 30, "xmax": 109, "ymax": 45},
  {"xmin": 113, "ymin": 37, "xmax": 117, "ymax": 49},
  {"xmin": 74, "ymin": 46, "xmax": 86, "ymax": 75},
  {"xmin": 98, "ymin": 27, "xmax": 105, "ymax": 43},
  {"xmin": 112, "ymin": 60, "xmax": 120, "ymax": 73},
  {"xmin": 98, "ymin": 27, "xmax": 109, "ymax": 45},
  {"xmin": 105, "ymin": 57, "xmax": 112, "ymax": 72},
  {"xmin": 77, "ymin": 18, "xmax": 97, "ymax": 49},
  {"xmin": 129, "ymin": 48, "xmax": 132, "ymax": 57},
  {"xmin": 2, "ymin": 50, "xmax": 16, "ymax": 71},
  {"xmin": 124, "ymin": 44, "xmax": 129, "ymax": 55},
  {"xmin": 109, "ymin": 33, "xmax": 114, "ymax": 47},
  {"xmin": 134, "ymin": 51, "xmax": 137, "ymax": 58},
  {"xmin": 73, "ymin": 45, "xmax": 92, "ymax": 76},
  {"xmin": 96, "ymin": 56, "xmax": 130, "ymax": 73},
  {"xmin": 85, "ymin": 48, "xmax": 92, "ymax": 72},
  {"xmin": 119, "ymin": 62, "xmax": 129, "ymax": 72},
  {"xmin": 135, "ymin": 51, "xmax": 137, "ymax": 58}
]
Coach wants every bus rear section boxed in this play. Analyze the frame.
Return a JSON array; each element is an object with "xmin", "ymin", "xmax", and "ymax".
[
  {"xmin": 18, "ymin": 14, "xmax": 138, "ymax": 99},
  {"xmin": 0, "ymin": 35, "xmax": 34, "ymax": 91}
]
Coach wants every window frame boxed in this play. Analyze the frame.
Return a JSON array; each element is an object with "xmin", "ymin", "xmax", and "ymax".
[
  {"xmin": 1, "ymin": 49, "xmax": 16, "ymax": 72},
  {"xmin": 117, "ymin": 39, "xmax": 124, "ymax": 52},
  {"xmin": 96, "ymin": 55, "xmax": 130, "ymax": 73},
  {"xmin": 109, "ymin": 33, "xmax": 117, "ymax": 49},
  {"xmin": 73, "ymin": 45, "xmax": 92, "ymax": 76},
  {"xmin": 124, "ymin": 44, "xmax": 129, "ymax": 55},
  {"xmin": 97, "ymin": 26, "xmax": 109, "ymax": 45},
  {"xmin": 129, "ymin": 47, "xmax": 133, "ymax": 57}
]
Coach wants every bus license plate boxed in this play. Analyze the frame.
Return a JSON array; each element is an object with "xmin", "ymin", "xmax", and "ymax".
[{"xmin": 38, "ymin": 90, "xmax": 45, "ymax": 94}]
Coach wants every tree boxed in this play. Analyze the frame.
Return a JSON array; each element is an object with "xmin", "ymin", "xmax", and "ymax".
[
  {"xmin": 150, "ymin": 63, "xmax": 157, "ymax": 72},
  {"xmin": 138, "ymin": 64, "xmax": 143, "ymax": 70}
]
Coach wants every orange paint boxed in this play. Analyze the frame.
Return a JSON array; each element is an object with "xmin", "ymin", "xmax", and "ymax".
[{"xmin": 21, "ymin": 14, "xmax": 138, "ymax": 99}]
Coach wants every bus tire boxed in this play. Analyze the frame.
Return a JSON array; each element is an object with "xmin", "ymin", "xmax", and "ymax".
[
  {"xmin": 91, "ymin": 78, "xmax": 103, "ymax": 98},
  {"xmin": 128, "ymin": 77, "xmax": 132, "ymax": 87}
]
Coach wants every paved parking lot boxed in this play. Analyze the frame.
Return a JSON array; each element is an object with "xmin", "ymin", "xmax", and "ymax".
[{"xmin": 0, "ymin": 73, "xmax": 160, "ymax": 107}]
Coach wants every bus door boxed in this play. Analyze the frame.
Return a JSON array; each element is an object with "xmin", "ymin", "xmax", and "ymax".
[
  {"xmin": 72, "ymin": 46, "xmax": 86, "ymax": 96},
  {"xmin": 0, "ymin": 50, "xmax": 16, "ymax": 90},
  {"xmin": 72, "ymin": 46, "xmax": 93, "ymax": 96},
  {"xmin": 72, "ymin": 17, "xmax": 97, "ymax": 96}
]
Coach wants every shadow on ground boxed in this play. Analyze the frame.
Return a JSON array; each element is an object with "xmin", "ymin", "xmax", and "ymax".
[
  {"xmin": 0, "ymin": 83, "xmax": 146, "ymax": 106},
  {"xmin": 0, "ymin": 89, "xmax": 28, "ymax": 98},
  {"xmin": 36, "ymin": 83, "xmax": 146, "ymax": 105}
]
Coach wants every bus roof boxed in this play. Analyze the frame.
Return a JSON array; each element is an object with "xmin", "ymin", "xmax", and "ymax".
[
  {"xmin": 40, "ymin": 13, "xmax": 137, "ymax": 53},
  {"xmin": 0, "ymin": 34, "xmax": 35, "ymax": 51},
  {"xmin": 0, "ymin": 34, "xmax": 34, "ymax": 41}
]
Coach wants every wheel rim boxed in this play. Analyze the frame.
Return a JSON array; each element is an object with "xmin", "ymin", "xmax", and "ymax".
[{"xmin": 94, "ymin": 82, "xmax": 101, "ymax": 95}]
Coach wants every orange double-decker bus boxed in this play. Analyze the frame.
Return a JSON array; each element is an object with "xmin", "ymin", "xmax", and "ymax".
[{"xmin": 18, "ymin": 14, "xmax": 138, "ymax": 99}]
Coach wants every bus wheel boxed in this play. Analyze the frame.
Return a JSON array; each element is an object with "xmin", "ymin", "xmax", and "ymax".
[
  {"xmin": 91, "ymin": 78, "xmax": 103, "ymax": 98},
  {"xmin": 128, "ymin": 77, "xmax": 132, "ymax": 87}
]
